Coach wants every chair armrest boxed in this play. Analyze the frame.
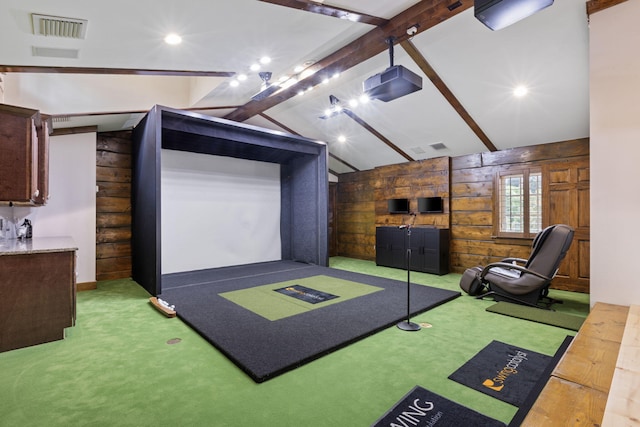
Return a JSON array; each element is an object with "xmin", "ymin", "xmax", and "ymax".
[
  {"xmin": 500, "ymin": 257, "xmax": 528, "ymax": 265},
  {"xmin": 480, "ymin": 262, "xmax": 552, "ymax": 282}
]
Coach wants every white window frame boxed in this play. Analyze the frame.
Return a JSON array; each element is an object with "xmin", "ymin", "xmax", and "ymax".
[{"xmin": 494, "ymin": 167, "xmax": 542, "ymax": 239}]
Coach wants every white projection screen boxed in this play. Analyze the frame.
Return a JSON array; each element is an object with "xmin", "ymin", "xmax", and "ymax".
[{"xmin": 161, "ymin": 149, "xmax": 281, "ymax": 274}]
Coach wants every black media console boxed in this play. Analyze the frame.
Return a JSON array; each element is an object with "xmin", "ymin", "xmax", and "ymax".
[{"xmin": 375, "ymin": 226, "xmax": 450, "ymax": 275}]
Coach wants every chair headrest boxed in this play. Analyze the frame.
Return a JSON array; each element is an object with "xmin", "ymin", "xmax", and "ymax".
[{"xmin": 526, "ymin": 224, "xmax": 574, "ymax": 276}]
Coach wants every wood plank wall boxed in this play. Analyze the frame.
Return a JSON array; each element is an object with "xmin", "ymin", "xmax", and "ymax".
[
  {"xmin": 95, "ymin": 130, "xmax": 589, "ymax": 293},
  {"xmin": 374, "ymin": 157, "xmax": 450, "ymax": 229},
  {"xmin": 336, "ymin": 157, "xmax": 450, "ymax": 261},
  {"xmin": 336, "ymin": 140, "xmax": 590, "ymax": 293},
  {"xmin": 96, "ymin": 131, "xmax": 132, "ymax": 281},
  {"xmin": 336, "ymin": 169, "xmax": 377, "ymax": 260}
]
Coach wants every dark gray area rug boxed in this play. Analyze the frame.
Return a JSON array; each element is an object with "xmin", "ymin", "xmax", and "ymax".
[
  {"xmin": 372, "ymin": 385, "xmax": 506, "ymax": 427},
  {"xmin": 448, "ymin": 340, "xmax": 553, "ymax": 407},
  {"xmin": 160, "ymin": 260, "xmax": 460, "ymax": 382}
]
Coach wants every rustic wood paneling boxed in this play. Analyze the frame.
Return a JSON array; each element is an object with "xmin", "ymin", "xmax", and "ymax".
[
  {"xmin": 96, "ymin": 166, "xmax": 131, "ymax": 183},
  {"xmin": 336, "ymin": 139, "xmax": 590, "ymax": 293},
  {"xmin": 336, "ymin": 157, "xmax": 450, "ymax": 262},
  {"xmin": 541, "ymin": 157, "xmax": 590, "ymax": 292},
  {"xmin": 328, "ymin": 182, "xmax": 337, "ymax": 257},
  {"xmin": 96, "ymin": 131, "xmax": 132, "ymax": 281},
  {"xmin": 451, "ymin": 140, "xmax": 590, "ymax": 293},
  {"xmin": 336, "ymin": 169, "xmax": 377, "ymax": 260}
]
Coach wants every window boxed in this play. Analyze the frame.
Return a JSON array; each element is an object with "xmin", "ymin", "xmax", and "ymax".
[{"xmin": 495, "ymin": 168, "xmax": 542, "ymax": 238}]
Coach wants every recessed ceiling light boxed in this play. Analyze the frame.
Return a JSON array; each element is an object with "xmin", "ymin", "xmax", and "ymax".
[
  {"xmin": 337, "ymin": 135, "xmax": 347, "ymax": 143},
  {"xmin": 259, "ymin": 56, "xmax": 271, "ymax": 65},
  {"xmin": 229, "ymin": 80, "xmax": 239, "ymax": 87},
  {"xmin": 164, "ymin": 33, "xmax": 182, "ymax": 45},
  {"xmin": 237, "ymin": 73, "xmax": 248, "ymax": 81},
  {"xmin": 250, "ymin": 63, "xmax": 261, "ymax": 72},
  {"xmin": 513, "ymin": 85, "xmax": 528, "ymax": 97}
]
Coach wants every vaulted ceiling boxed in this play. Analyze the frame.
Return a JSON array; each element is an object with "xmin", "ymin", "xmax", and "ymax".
[{"xmin": 0, "ymin": 0, "xmax": 598, "ymax": 176}]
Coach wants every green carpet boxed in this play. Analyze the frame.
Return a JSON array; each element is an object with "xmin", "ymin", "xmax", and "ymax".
[
  {"xmin": 486, "ymin": 302, "xmax": 586, "ymax": 331},
  {"xmin": 220, "ymin": 275, "xmax": 383, "ymax": 321},
  {"xmin": 0, "ymin": 257, "xmax": 590, "ymax": 426}
]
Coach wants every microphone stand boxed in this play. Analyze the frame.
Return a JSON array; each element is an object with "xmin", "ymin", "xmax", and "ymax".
[{"xmin": 397, "ymin": 213, "xmax": 421, "ymax": 331}]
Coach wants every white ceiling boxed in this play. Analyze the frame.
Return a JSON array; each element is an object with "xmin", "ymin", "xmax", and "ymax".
[{"xmin": 0, "ymin": 0, "xmax": 590, "ymax": 174}]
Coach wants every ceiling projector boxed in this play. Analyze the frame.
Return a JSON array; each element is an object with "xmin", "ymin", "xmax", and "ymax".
[
  {"xmin": 474, "ymin": 0, "xmax": 554, "ymax": 31},
  {"xmin": 363, "ymin": 64, "xmax": 422, "ymax": 103}
]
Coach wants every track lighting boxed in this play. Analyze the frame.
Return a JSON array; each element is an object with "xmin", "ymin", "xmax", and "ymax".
[
  {"xmin": 319, "ymin": 95, "xmax": 345, "ymax": 119},
  {"xmin": 251, "ymin": 72, "xmax": 280, "ymax": 101}
]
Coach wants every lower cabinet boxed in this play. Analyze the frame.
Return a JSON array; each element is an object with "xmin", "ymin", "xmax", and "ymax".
[
  {"xmin": 0, "ymin": 249, "xmax": 76, "ymax": 352},
  {"xmin": 376, "ymin": 226, "xmax": 449, "ymax": 275}
]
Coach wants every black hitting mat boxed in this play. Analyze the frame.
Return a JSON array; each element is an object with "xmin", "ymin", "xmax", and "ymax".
[
  {"xmin": 273, "ymin": 284, "xmax": 339, "ymax": 304},
  {"xmin": 371, "ymin": 385, "xmax": 506, "ymax": 427},
  {"xmin": 160, "ymin": 260, "xmax": 460, "ymax": 383},
  {"xmin": 448, "ymin": 340, "xmax": 553, "ymax": 407}
]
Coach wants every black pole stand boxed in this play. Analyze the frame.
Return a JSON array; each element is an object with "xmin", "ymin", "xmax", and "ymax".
[{"xmin": 397, "ymin": 215, "xmax": 421, "ymax": 331}]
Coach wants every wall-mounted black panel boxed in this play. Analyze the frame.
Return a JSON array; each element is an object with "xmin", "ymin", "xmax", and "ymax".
[
  {"xmin": 388, "ymin": 198, "xmax": 410, "ymax": 214},
  {"xmin": 417, "ymin": 197, "xmax": 443, "ymax": 213}
]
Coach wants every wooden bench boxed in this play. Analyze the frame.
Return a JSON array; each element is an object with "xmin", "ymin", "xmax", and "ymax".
[
  {"xmin": 521, "ymin": 302, "xmax": 632, "ymax": 426},
  {"xmin": 601, "ymin": 304, "xmax": 640, "ymax": 425}
]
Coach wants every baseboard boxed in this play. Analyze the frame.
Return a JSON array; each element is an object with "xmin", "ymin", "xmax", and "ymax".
[{"xmin": 77, "ymin": 281, "xmax": 97, "ymax": 292}]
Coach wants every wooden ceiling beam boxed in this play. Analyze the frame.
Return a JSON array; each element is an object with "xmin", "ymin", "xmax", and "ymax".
[
  {"xmin": 0, "ymin": 65, "xmax": 234, "ymax": 77},
  {"xmin": 586, "ymin": 0, "xmax": 628, "ymax": 15},
  {"xmin": 224, "ymin": 0, "xmax": 471, "ymax": 122},
  {"xmin": 258, "ymin": 0, "xmax": 389, "ymax": 26},
  {"xmin": 400, "ymin": 39, "xmax": 497, "ymax": 152}
]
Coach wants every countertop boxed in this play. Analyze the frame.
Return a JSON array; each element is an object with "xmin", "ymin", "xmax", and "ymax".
[{"xmin": 0, "ymin": 236, "xmax": 77, "ymax": 255}]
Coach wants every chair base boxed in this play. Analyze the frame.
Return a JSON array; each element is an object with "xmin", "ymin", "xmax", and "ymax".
[{"xmin": 477, "ymin": 289, "xmax": 562, "ymax": 310}]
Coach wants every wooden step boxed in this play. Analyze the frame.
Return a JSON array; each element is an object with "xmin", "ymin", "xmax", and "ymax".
[
  {"xmin": 521, "ymin": 302, "xmax": 629, "ymax": 427},
  {"xmin": 552, "ymin": 303, "xmax": 628, "ymax": 393},
  {"xmin": 601, "ymin": 304, "xmax": 640, "ymax": 426},
  {"xmin": 522, "ymin": 376, "xmax": 607, "ymax": 426}
]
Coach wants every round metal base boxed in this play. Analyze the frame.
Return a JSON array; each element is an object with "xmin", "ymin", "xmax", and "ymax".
[{"xmin": 397, "ymin": 320, "xmax": 421, "ymax": 331}]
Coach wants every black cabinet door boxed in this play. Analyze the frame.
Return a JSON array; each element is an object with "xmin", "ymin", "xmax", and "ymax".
[
  {"xmin": 376, "ymin": 227, "xmax": 407, "ymax": 269},
  {"xmin": 421, "ymin": 228, "xmax": 441, "ymax": 274},
  {"xmin": 423, "ymin": 228, "xmax": 449, "ymax": 275},
  {"xmin": 408, "ymin": 228, "xmax": 425, "ymax": 271}
]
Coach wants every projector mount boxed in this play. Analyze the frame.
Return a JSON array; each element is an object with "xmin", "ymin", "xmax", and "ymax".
[
  {"xmin": 251, "ymin": 71, "xmax": 279, "ymax": 101},
  {"xmin": 386, "ymin": 36, "xmax": 396, "ymax": 68}
]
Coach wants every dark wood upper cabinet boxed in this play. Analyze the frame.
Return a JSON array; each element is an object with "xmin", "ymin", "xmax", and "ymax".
[{"xmin": 0, "ymin": 104, "xmax": 50, "ymax": 205}]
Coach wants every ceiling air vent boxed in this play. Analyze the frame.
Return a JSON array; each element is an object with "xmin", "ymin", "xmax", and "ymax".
[
  {"xmin": 32, "ymin": 13, "xmax": 88, "ymax": 39},
  {"xmin": 430, "ymin": 142, "xmax": 448, "ymax": 151}
]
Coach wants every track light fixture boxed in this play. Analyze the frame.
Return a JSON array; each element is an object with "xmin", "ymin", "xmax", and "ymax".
[
  {"xmin": 319, "ymin": 95, "xmax": 345, "ymax": 119},
  {"xmin": 251, "ymin": 71, "xmax": 280, "ymax": 101}
]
